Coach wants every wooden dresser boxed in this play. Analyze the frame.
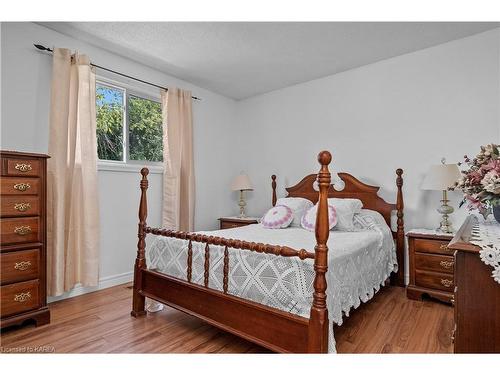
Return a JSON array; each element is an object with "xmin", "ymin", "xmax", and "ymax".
[
  {"xmin": 406, "ymin": 230, "xmax": 455, "ymax": 303},
  {"xmin": 1, "ymin": 150, "xmax": 50, "ymax": 328},
  {"xmin": 448, "ymin": 216, "xmax": 500, "ymax": 353}
]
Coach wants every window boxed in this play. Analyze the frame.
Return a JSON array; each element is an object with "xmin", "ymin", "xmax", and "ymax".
[{"xmin": 96, "ymin": 81, "xmax": 163, "ymax": 164}]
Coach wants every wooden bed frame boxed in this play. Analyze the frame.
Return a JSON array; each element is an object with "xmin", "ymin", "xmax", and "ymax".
[{"xmin": 131, "ymin": 151, "xmax": 405, "ymax": 353}]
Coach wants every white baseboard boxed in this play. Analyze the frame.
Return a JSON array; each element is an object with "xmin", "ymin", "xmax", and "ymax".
[{"xmin": 47, "ymin": 271, "xmax": 133, "ymax": 303}]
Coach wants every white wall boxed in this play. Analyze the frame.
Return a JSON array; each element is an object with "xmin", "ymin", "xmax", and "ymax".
[
  {"xmin": 235, "ymin": 29, "xmax": 500, "ymax": 277},
  {"xmin": 0, "ymin": 22, "xmax": 239, "ymax": 299}
]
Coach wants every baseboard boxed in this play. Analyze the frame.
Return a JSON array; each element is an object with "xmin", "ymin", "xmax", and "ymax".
[{"xmin": 47, "ymin": 271, "xmax": 133, "ymax": 303}]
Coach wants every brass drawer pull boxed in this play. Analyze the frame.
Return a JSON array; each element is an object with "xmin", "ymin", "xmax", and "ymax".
[
  {"xmin": 14, "ymin": 261, "xmax": 32, "ymax": 271},
  {"xmin": 14, "ymin": 202, "xmax": 31, "ymax": 212},
  {"xmin": 13, "ymin": 182, "xmax": 31, "ymax": 192},
  {"xmin": 441, "ymin": 279, "xmax": 453, "ymax": 288},
  {"xmin": 439, "ymin": 260, "xmax": 454, "ymax": 269},
  {"xmin": 15, "ymin": 163, "xmax": 32, "ymax": 172},
  {"xmin": 14, "ymin": 226, "xmax": 32, "ymax": 235},
  {"xmin": 439, "ymin": 244, "xmax": 449, "ymax": 251},
  {"xmin": 13, "ymin": 292, "xmax": 31, "ymax": 303}
]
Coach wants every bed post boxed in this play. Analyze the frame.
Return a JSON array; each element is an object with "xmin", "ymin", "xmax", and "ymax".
[
  {"xmin": 131, "ymin": 167, "xmax": 149, "ymax": 317},
  {"xmin": 271, "ymin": 175, "xmax": 277, "ymax": 206},
  {"xmin": 308, "ymin": 151, "xmax": 331, "ymax": 353},
  {"xmin": 391, "ymin": 168, "xmax": 405, "ymax": 287}
]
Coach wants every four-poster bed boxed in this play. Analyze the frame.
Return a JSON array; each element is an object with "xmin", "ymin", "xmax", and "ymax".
[{"xmin": 130, "ymin": 151, "xmax": 404, "ymax": 353}]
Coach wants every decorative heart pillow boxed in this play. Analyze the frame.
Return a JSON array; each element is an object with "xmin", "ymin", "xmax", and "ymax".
[
  {"xmin": 261, "ymin": 205, "xmax": 294, "ymax": 229},
  {"xmin": 300, "ymin": 204, "xmax": 337, "ymax": 232}
]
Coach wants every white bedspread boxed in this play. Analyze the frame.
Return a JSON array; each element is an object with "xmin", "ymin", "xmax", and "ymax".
[{"xmin": 147, "ymin": 210, "xmax": 397, "ymax": 353}]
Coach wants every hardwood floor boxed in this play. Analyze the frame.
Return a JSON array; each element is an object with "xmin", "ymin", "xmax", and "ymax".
[{"xmin": 0, "ymin": 284, "xmax": 453, "ymax": 353}]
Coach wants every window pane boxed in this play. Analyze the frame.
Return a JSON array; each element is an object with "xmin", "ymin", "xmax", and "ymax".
[
  {"xmin": 96, "ymin": 84, "xmax": 124, "ymax": 161},
  {"xmin": 128, "ymin": 95, "xmax": 163, "ymax": 162}
]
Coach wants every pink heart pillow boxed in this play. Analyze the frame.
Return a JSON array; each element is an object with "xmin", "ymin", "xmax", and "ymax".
[
  {"xmin": 261, "ymin": 205, "xmax": 294, "ymax": 229},
  {"xmin": 300, "ymin": 204, "xmax": 337, "ymax": 232}
]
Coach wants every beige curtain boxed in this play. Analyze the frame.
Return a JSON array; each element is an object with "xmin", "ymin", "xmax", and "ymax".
[
  {"xmin": 161, "ymin": 88, "xmax": 195, "ymax": 231},
  {"xmin": 47, "ymin": 48, "xmax": 100, "ymax": 296}
]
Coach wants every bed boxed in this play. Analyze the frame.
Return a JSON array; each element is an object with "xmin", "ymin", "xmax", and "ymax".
[{"xmin": 131, "ymin": 151, "xmax": 405, "ymax": 353}]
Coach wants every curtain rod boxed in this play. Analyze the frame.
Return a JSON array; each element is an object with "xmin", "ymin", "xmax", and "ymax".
[{"xmin": 34, "ymin": 44, "xmax": 201, "ymax": 101}]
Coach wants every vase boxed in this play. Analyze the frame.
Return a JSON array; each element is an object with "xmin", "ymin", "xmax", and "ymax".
[{"xmin": 493, "ymin": 204, "xmax": 500, "ymax": 224}]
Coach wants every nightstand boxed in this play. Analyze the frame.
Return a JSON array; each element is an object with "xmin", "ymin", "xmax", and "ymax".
[
  {"xmin": 406, "ymin": 229, "xmax": 455, "ymax": 304},
  {"xmin": 218, "ymin": 217, "xmax": 259, "ymax": 230}
]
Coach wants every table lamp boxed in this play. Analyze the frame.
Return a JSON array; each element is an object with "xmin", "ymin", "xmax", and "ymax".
[
  {"xmin": 231, "ymin": 173, "xmax": 253, "ymax": 218},
  {"xmin": 421, "ymin": 159, "xmax": 461, "ymax": 233}
]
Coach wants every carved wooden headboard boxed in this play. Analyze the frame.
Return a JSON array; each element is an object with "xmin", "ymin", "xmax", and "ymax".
[{"xmin": 271, "ymin": 169, "xmax": 405, "ymax": 286}]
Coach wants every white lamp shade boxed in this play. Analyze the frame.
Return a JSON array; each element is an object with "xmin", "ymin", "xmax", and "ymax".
[
  {"xmin": 231, "ymin": 174, "xmax": 253, "ymax": 191},
  {"xmin": 421, "ymin": 163, "xmax": 461, "ymax": 191}
]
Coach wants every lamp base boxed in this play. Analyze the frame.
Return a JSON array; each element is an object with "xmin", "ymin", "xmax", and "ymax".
[
  {"xmin": 238, "ymin": 190, "xmax": 247, "ymax": 218},
  {"xmin": 436, "ymin": 190, "xmax": 454, "ymax": 234}
]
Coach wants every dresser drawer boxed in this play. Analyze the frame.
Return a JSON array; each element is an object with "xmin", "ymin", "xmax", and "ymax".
[
  {"xmin": 415, "ymin": 269, "xmax": 454, "ymax": 292},
  {"xmin": 220, "ymin": 221, "xmax": 244, "ymax": 229},
  {"xmin": 5, "ymin": 158, "xmax": 41, "ymax": 177},
  {"xmin": 415, "ymin": 253, "xmax": 454, "ymax": 274},
  {"xmin": 413, "ymin": 238, "xmax": 453, "ymax": 255},
  {"xmin": 1, "ymin": 248, "xmax": 40, "ymax": 284},
  {"xmin": 0, "ymin": 217, "xmax": 40, "ymax": 245},
  {"xmin": 1, "ymin": 195, "xmax": 40, "ymax": 217},
  {"xmin": 1, "ymin": 279, "xmax": 40, "ymax": 317},
  {"xmin": 0, "ymin": 177, "xmax": 40, "ymax": 195}
]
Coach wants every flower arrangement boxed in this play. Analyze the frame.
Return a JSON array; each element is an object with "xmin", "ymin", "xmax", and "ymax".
[{"xmin": 453, "ymin": 144, "xmax": 500, "ymax": 218}]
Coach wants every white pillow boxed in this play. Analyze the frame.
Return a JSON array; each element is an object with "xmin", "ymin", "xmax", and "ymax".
[
  {"xmin": 275, "ymin": 197, "xmax": 314, "ymax": 227},
  {"xmin": 261, "ymin": 205, "xmax": 294, "ymax": 229},
  {"xmin": 327, "ymin": 198, "xmax": 363, "ymax": 231},
  {"xmin": 300, "ymin": 204, "xmax": 337, "ymax": 232}
]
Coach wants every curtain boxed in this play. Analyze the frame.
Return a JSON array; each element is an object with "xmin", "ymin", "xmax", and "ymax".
[
  {"xmin": 47, "ymin": 48, "xmax": 100, "ymax": 296},
  {"xmin": 161, "ymin": 88, "xmax": 195, "ymax": 231}
]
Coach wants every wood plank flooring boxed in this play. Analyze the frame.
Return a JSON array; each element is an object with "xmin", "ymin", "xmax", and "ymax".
[{"xmin": 0, "ymin": 284, "xmax": 453, "ymax": 353}]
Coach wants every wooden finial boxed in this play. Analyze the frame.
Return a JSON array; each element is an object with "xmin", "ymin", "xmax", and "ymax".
[{"xmin": 271, "ymin": 175, "xmax": 277, "ymax": 206}]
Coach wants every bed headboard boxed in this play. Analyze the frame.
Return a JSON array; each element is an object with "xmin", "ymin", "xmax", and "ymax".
[{"xmin": 271, "ymin": 169, "xmax": 405, "ymax": 286}]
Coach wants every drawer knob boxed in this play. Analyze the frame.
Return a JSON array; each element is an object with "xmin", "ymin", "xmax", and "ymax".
[
  {"xmin": 14, "ymin": 202, "xmax": 31, "ymax": 212},
  {"xmin": 440, "ymin": 279, "xmax": 453, "ymax": 288},
  {"xmin": 439, "ymin": 260, "xmax": 454, "ymax": 269},
  {"xmin": 14, "ymin": 260, "xmax": 32, "ymax": 271},
  {"xmin": 15, "ymin": 163, "xmax": 32, "ymax": 172},
  {"xmin": 14, "ymin": 225, "xmax": 32, "ymax": 235},
  {"xmin": 14, "ymin": 291, "xmax": 31, "ymax": 303},
  {"xmin": 13, "ymin": 183, "xmax": 31, "ymax": 192}
]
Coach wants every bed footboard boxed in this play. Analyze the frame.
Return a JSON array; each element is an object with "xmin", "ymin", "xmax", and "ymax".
[{"xmin": 131, "ymin": 152, "xmax": 333, "ymax": 353}]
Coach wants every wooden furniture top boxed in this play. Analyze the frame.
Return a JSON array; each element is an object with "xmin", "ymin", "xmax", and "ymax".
[
  {"xmin": 0, "ymin": 150, "xmax": 50, "ymax": 159},
  {"xmin": 448, "ymin": 216, "xmax": 481, "ymax": 254},
  {"xmin": 407, "ymin": 229, "xmax": 455, "ymax": 241},
  {"xmin": 218, "ymin": 217, "xmax": 259, "ymax": 224}
]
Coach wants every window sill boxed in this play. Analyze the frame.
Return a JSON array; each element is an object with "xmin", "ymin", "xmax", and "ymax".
[{"xmin": 97, "ymin": 161, "xmax": 163, "ymax": 174}]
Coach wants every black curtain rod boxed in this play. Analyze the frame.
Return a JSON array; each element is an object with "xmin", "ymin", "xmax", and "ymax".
[{"xmin": 34, "ymin": 44, "xmax": 201, "ymax": 101}]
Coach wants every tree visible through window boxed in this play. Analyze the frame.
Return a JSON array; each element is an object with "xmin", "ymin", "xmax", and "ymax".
[{"xmin": 96, "ymin": 82, "xmax": 163, "ymax": 163}]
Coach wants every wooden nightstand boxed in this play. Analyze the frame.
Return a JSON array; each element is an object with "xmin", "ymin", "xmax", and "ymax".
[
  {"xmin": 406, "ymin": 229, "xmax": 455, "ymax": 304},
  {"xmin": 218, "ymin": 217, "xmax": 259, "ymax": 230}
]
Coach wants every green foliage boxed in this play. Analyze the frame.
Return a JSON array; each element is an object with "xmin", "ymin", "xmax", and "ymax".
[
  {"xmin": 96, "ymin": 85, "xmax": 124, "ymax": 161},
  {"xmin": 95, "ymin": 84, "xmax": 163, "ymax": 162},
  {"xmin": 128, "ymin": 95, "xmax": 163, "ymax": 162}
]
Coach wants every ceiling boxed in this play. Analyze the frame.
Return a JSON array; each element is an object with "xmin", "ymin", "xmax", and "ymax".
[{"xmin": 40, "ymin": 22, "xmax": 499, "ymax": 100}]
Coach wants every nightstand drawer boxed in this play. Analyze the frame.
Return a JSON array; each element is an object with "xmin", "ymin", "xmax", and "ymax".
[
  {"xmin": 415, "ymin": 270, "xmax": 454, "ymax": 292},
  {"xmin": 219, "ymin": 217, "xmax": 258, "ymax": 230},
  {"xmin": 415, "ymin": 253, "xmax": 454, "ymax": 274},
  {"xmin": 414, "ymin": 238, "xmax": 453, "ymax": 255},
  {"xmin": 221, "ymin": 221, "xmax": 245, "ymax": 229}
]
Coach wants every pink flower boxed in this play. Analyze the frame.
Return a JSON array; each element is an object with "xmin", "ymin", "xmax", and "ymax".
[
  {"xmin": 480, "ymin": 159, "xmax": 500, "ymax": 174},
  {"xmin": 467, "ymin": 170, "xmax": 483, "ymax": 184}
]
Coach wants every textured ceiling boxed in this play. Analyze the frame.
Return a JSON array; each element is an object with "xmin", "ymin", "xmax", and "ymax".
[{"xmin": 40, "ymin": 22, "xmax": 499, "ymax": 100}]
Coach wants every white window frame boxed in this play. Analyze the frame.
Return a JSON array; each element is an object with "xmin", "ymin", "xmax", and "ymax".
[{"xmin": 96, "ymin": 76, "xmax": 164, "ymax": 174}]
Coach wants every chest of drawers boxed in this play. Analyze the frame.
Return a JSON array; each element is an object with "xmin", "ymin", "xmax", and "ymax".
[
  {"xmin": 406, "ymin": 230, "xmax": 455, "ymax": 304},
  {"xmin": 1, "ymin": 150, "xmax": 50, "ymax": 328}
]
